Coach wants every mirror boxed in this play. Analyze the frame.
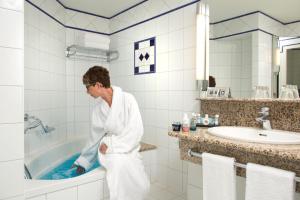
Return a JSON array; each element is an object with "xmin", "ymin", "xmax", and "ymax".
[
  {"xmin": 207, "ymin": 2, "xmax": 300, "ymax": 99},
  {"xmin": 279, "ymin": 38, "xmax": 300, "ymax": 98}
]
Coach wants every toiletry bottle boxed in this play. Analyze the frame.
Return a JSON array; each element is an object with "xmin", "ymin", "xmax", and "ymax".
[
  {"xmin": 182, "ymin": 113, "xmax": 190, "ymax": 132},
  {"xmin": 203, "ymin": 114, "xmax": 209, "ymax": 126},
  {"xmin": 190, "ymin": 113, "xmax": 197, "ymax": 131},
  {"xmin": 214, "ymin": 114, "xmax": 219, "ymax": 126}
]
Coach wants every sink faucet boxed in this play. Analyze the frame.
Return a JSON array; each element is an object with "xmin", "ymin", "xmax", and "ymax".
[{"xmin": 256, "ymin": 107, "xmax": 272, "ymax": 130}]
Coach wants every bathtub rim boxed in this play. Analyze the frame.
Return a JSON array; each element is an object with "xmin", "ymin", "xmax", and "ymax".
[
  {"xmin": 25, "ymin": 167, "xmax": 106, "ymax": 198},
  {"xmin": 26, "ymin": 137, "xmax": 88, "ymax": 179},
  {"xmin": 24, "ymin": 137, "xmax": 106, "ymax": 198}
]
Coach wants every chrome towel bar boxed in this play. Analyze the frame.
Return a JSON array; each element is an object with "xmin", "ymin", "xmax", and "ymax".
[{"xmin": 188, "ymin": 149, "xmax": 300, "ymax": 183}]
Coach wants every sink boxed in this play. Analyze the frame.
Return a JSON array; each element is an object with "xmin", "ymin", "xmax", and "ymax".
[{"xmin": 207, "ymin": 126, "xmax": 300, "ymax": 144}]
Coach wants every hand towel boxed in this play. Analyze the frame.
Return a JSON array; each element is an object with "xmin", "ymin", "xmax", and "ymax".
[
  {"xmin": 245, "ymin": 163, "xmax": 295, "ymax": 200},
  {"xmin": 202, "ymin": 152, "xmax": 236, "ymax": 200}
]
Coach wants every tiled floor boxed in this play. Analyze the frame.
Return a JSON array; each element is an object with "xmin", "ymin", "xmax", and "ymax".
[{"xmin": 145, "ymin": 182, "xmax": 186, "ymax": 200}]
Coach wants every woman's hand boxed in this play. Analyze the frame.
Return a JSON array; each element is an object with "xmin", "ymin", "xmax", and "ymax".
[
  {"xmin": 71, "ymin": 164, "xmax": 86, "ymax": 175},
  {"xmin": 99, "ymin": 143, "xmax": 108, "ymax": 154}
]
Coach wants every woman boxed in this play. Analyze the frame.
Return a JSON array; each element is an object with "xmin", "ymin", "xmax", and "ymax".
[{"xmin": 72, "ymin": 66, "xmax": 150, "ymax": 200}]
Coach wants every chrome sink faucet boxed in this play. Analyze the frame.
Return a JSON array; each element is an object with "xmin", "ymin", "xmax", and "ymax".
[{"xmin": 256, "ymin": 107, "xmax": 272, "ymax": 130}]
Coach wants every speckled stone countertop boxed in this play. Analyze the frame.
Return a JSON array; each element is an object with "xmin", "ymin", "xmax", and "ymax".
[
  {"xmin": 140, "ymin": 142, "xmax": 157, "ymax": 152},
  {"xmin": 168, "ymin": 127, "xmax": 300, "ymax": 191}
]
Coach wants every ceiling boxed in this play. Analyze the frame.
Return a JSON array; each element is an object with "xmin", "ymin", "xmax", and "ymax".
[
  {"xmin": 208, "ymin": 0, "xmax": 300, "ymax": 23},
  {"xmin": 60, "ymin": 0, "xmax": 300, "ymax": 23},
  {"xmin": 59, "ymin": 0, "xmax": 145, "ymax": 17}
]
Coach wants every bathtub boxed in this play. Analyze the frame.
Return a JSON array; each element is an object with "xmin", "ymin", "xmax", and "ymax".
[{"xmin": 24, "ymin": 138, "xmax": 157, "ymax": 200}]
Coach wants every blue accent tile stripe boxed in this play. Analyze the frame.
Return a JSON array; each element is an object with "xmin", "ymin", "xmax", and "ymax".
[
  {"xmin": 110, "ymin": 0, "xmax": 201, "ymax": 35},
  {"xmin": 210, "ymin": 11, "xmax": 300, "ymax": 26},
  {"xmin": 285, "ymin": 20, "xmax": 300, "ymax": 25},
  {"xmin": 110, "ymin": 0, "xmax": 149, "ymax": 19},
  {"xmin": 56, "ymin": 0, "xmax": 110, "ymax": 19},
  {"xmin": 210, "ymin": 29, "xmax": 275, "ymax": 40},
  {"xmin": 56, "ymin": 0, "xmax": 149, "ymax": 20},
  {"xmin": 279, "ymin": 36, "xmax": 300, "ymax": 41},
  {"xmin": 25, "ymin": 0, "xmax": 65, "ymax": 27},
  {"xmin": 210, "ymin": 11, "xmax": 260, "ymax": 25},
  {"xmin": 26, "ymin": 0, "xmax": 299, "ymax": 40}
]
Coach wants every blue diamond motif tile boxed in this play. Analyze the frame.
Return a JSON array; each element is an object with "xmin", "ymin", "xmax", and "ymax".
[
  {"xmin": 134, "ymin": 37, "xmax": 156, "ymax": 75},
  {"xmin": 145, "ymin": 53, "xmax": 150, "ymax": 60},
  {"xmin": 139, "ymin": 54, "xmax": 144, "ymax": 61}
]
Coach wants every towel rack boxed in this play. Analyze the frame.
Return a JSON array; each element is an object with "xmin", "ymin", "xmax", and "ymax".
[
  {"xmin": 65, "ymin": 45, "xmax": 119, "ymax": 62},
  {"xmin": 188, "ymin": 149, "xmax": 300, "ymax": 183}
]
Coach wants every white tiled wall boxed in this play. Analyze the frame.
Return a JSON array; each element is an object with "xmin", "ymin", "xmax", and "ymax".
[
  {"xmin": 210, "ymin": 35, "xmax": 252, "ymax": 98},
  {"xmin": 251, "ymin": 31, "xmax": 272, "ymax": 91},
  {"xmin": 0, "ymin": 1, "xmax": 24, "ymax": 200},
  {"xmin": 109, "ymin": 2, "xmax": 199, "ymax": 197},
  {"xmin": 24, "ymin": 0, "xmax": 111, "ymax": 158},
  {"xmin": 24, "ymin": 1, "xmax": 67, "ymax": 159},
  {"xmin": 65, "ymin": 29, "xmax": 110, "ymax": 140}
]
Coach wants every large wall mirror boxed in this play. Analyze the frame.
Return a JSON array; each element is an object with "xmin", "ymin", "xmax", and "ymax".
[{"xmin": 206, "ymin": 1, "xmax": 300, "ymax": 99}]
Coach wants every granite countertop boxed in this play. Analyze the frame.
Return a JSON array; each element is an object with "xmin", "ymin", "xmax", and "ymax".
[
  {"xmin": 169, "ymin": 128, "xmax": 300, "ymax": 159},
  {"xmin": 139, "ymin": 142, "xmax": 157, "ymax": 152},
  {"xmin": 168, "ymin": 127, "xmax": 300, "ymax": 191}
]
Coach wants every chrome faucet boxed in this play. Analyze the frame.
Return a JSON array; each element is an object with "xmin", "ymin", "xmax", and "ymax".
[
  {"xmin": 256, "ymin": 107, "xmax": 272, "ymax": 130},
  {"xmin": 24, "ymin": 113, "xmax": 55, "ymax": 134}
]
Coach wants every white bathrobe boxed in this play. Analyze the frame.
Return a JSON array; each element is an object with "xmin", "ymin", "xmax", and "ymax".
[{"xmin": 74, "ymin": 86, "xmax": 150, "ymax": 200}]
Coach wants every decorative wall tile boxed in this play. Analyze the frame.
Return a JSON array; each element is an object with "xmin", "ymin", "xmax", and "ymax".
[{"xmin": 134, "ymin": 37, "xmax": 156, "ymax": 75}]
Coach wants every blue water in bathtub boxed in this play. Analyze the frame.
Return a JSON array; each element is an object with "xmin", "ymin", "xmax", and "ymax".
[{"xmin": 39, "ymin": 153, "xmax": 100, "ymax": 180}]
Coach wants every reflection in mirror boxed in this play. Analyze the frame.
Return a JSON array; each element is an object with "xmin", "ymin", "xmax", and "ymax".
[
  {"xmin": 208, "ymin": 1, "xmax": 300, "ymax": 99},
  {"xmin": 209, "ymin": 34, "xmax": 252, "ymax": 98},
  {"xmin": 279, "ymin": 38, "xmax": 300, "ymax": 99}
]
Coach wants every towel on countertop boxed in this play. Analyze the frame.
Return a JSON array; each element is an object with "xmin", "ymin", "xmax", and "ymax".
[
  {"xmin": 245, "ymin": 163, "xmax": 295, "ymax": 200},
  {"xmin": 202, "ymin": 152, "xmax": 236, "ymax": 200}
]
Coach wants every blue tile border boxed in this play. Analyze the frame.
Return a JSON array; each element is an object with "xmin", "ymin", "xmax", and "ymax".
[
  {"xmin": 56, "ymin": 0, "xmax": 110, "ymax": 19},
  {"xmin": 110, "ymin": 0, "xmax": 201, "ymax": 35},
  {"xmin": 56, "ymin": 0, "xmax": 149, "ymax": 20},
  {"xmin": 25, "ymin": 0, "xmax": 65, "ymax": 27},
  {"xmin": 25, "ymin": 0, "xmax": 201, "ymax": 36},
  {"xmin": 210, "ymin": 11, "xmax": 300, "ymax": 26},
  {"xmin": 210, "ymin": 29, "xmax": 275, "ymax": 40},
  {"xmin": 110, "ymin": 0, "xmax": 149, "ymax": 19},
  {"xmin": 279, "ymin": 36, "xmax": 300, "ymax": 41},
  {"xmin": 25, "ymin": 0, "xmax": 110, "ymax": 35},
  {"xmin": 26, "ymin": 0, "xmax": 299, "ymax": 41}
]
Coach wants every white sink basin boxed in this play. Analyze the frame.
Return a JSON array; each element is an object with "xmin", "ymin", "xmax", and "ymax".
[{"xmin": 207, "ymin": 126, "xmax": 300, "ymax": 145}]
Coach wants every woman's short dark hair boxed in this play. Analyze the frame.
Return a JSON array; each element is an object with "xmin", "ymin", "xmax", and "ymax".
[{"xmin": 82, "ymin": 66, "xmax": 111, "ymax": 88}]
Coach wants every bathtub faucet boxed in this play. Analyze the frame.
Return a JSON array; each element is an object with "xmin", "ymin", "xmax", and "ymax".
[{"xmin": 24, "ymin": 113, "xmax": 55, "ymax": 134}]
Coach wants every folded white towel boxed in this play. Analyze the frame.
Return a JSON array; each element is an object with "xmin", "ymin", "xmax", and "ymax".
[
  {"xmin": 245, "ymin": 163, "xmax": 295, "ymax": 200},
  {"xmin": 202, "ymin": 153, "xmax": 236, "ymax": 200}
]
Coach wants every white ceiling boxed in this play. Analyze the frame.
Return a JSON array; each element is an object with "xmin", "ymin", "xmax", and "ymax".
[
  {"xmin": 59, "ymin": 0, "xmax": 145, "ymax": 17},
  {"xmin": 60, "ymin": 0, "xmax": 300, "ymax": 23},
  {"xmin": 209, "ymin": 0, "xmax": 300, "ymax": 23}
]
